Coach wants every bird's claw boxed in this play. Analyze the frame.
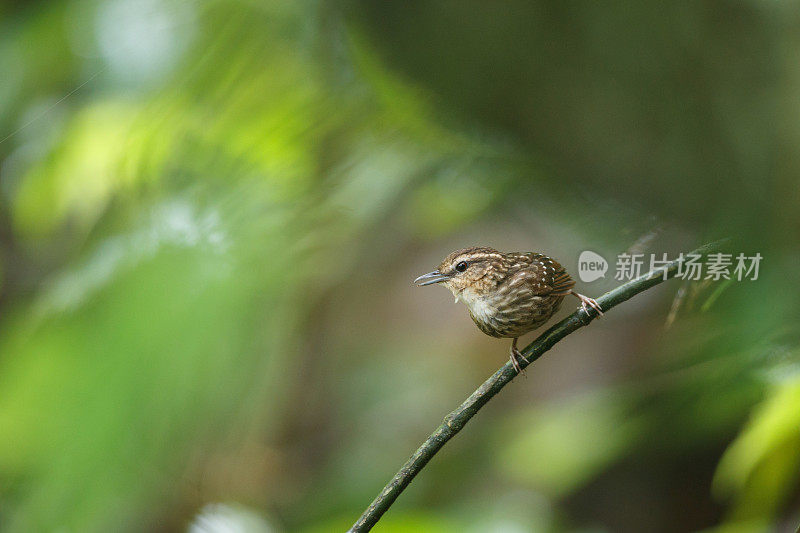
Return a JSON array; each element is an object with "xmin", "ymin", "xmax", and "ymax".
[
  {"xmin": 573, "ymin": 291, "xmax": 604, "ymax": 318},
  {"xmin": 510, "ymin": 346, "xmax": 529, "ymax": 375}
]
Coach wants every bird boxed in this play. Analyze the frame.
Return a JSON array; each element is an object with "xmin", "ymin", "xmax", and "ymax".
[{"xmin": 414, "ymin": 246, "xmax": 603, "ymax": 373}]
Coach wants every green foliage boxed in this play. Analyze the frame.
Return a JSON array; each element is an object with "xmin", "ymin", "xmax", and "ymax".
[
  {"xmin": 496, "ymin": 391, "xmax": 643, "ymax": 498},
  {"xmin": 715, "ymin": 375, "xmax": 800, "ymax": 524}
]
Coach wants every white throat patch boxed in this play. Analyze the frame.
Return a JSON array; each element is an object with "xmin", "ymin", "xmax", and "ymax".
[{"xmin": 450, "ymin": 286, "xmax": 496, "ymax": 322}]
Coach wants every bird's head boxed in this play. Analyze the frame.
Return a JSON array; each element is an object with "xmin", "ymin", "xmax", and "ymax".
[{"xmin": 414, "ymin": 247, "xmax": 504, "ymax": 301}]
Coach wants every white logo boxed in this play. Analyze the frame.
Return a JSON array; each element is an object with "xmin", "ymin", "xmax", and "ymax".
[{"xmin": 578, "ymin": 250, "xmax": 608, "ymax": 282}]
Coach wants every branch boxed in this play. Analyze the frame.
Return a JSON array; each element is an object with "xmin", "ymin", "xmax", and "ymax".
[{"xmin": 348, "ymin": 240, "xmax": 727, "ymax": 532}]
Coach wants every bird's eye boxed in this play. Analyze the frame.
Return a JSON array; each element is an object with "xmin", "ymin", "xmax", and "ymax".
[{"xmin": 455, "ymin": 261, "xmax": 468, "ymax": 272}]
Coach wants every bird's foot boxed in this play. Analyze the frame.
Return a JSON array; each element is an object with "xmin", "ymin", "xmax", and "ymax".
[
  {"xmin": 571, "ymin": 290, "xmax": 604, "ymax": 318},
  {"xmin": 509, "ymin": 343, "xmax": 529, "ymax": 375}
]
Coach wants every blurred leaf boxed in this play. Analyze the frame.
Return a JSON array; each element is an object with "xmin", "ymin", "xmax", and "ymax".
[
  {"xmin": 701, "ymin": 279, "xmax": 734, "ymax": 312},
  {"xmin": 0, "ymin": 189, "xmax": 306, "ymax": 530},
  {"xmin": 13, "ymin": 100, "xmax": 141, "ymax": 237},
  {"xmin": 495, "ymin": 391, "xmax": 643, "ymax": 497},
  {"xmin": 714, "ymin": 375, "xmax": 800, "ymax": 523}
]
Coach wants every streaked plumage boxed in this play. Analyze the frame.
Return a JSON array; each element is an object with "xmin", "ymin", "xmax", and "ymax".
[{"xmin": 414, "ymin": 246, "xmax": 602, "ymax": 373}]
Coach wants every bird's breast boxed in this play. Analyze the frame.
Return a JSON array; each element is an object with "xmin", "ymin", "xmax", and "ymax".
[
  {"xmin": 456, "ymin": 288, "xmax": 503, "ymax": 335},
  {"xmin": 464, "ymin": 293, "xmax": 499, "ymax": 325},
  {"xmin": 459, "ymin": 286, "xmax": 563, "ymax": 338}
]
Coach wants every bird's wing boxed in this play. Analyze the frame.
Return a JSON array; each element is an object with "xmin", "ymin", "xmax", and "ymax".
[
  {"xmin": 549, "ymin": 269, "xmax": 576, "ymax": 295},
  {"xmin": 507, "ymin": 253, "xmax": 575, "ymax": 296}
]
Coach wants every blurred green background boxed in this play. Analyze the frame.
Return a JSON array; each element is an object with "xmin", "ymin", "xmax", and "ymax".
[{"xmin": 1, "ymin": 1, "xmax": 799, "ymax": 531}]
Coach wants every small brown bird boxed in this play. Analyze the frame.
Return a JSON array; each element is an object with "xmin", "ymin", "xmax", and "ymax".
[{"xmin": 414, "ymin": 247, "xmax": 603, "ymax": 373}]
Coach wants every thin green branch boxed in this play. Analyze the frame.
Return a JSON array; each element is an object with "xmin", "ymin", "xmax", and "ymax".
[{"xmin": 348, "ymin": 239, "xmax": 728, "ymax": 532}]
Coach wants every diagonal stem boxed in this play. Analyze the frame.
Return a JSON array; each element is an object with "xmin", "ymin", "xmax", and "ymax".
[{"xmin": 348, "ymin": 239, "xmax": 728, "ymax": 532}]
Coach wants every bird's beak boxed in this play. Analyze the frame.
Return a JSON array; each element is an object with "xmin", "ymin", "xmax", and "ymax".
[{"xmin": 414, "ymin": 270, "xmax": 449, "ymax": 286}]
